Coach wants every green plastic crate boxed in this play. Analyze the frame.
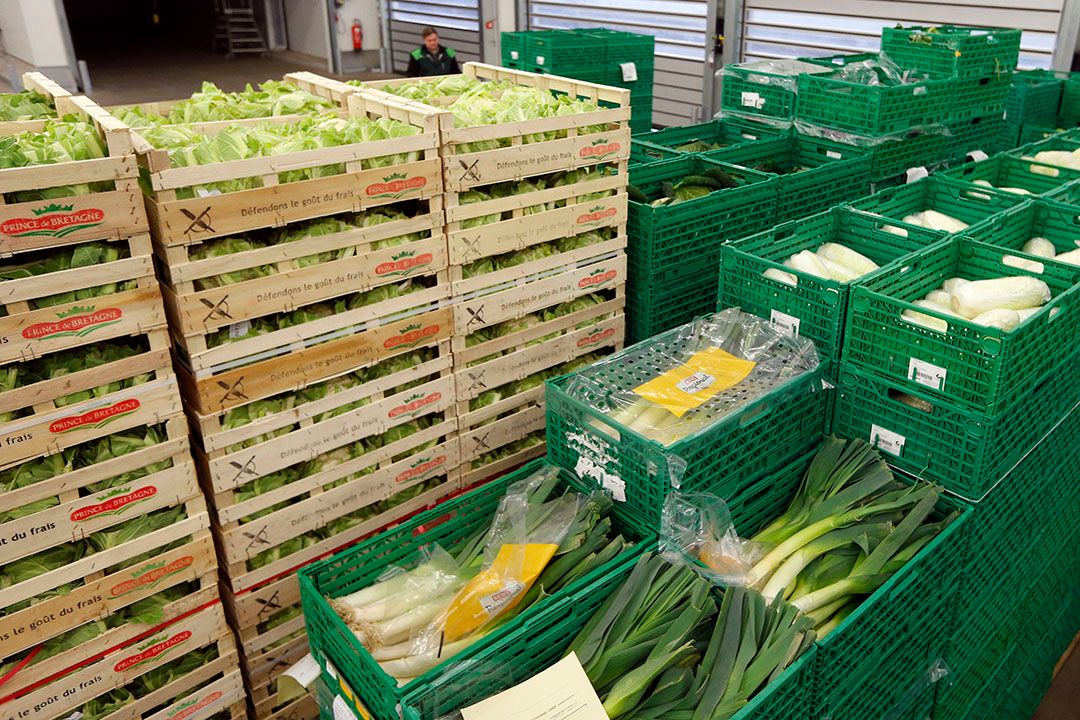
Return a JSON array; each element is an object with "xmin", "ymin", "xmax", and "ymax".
[
  {"xmin": 721, "ymin": 59, "xmax": 833, "ymax": 122},
  {"xmin": 1005, "ymin": 69, "xmax": 1065, "ymax": 126},
  {"xmin": 796, "ymin": 54, "xmax": 955, "ymax": 135},
  {"xmin": 1059, "ymin": 72, "xmax": 1080, "ymax": 126},
  {"xmin": 1045, "ymin": 177, "xmax": 1080, "ymax": 207},
  {"xmin": 524, "ymin": 30, "xmax": 608, "ymax": 75},
  {"xmin": 629, "ymin": 137, "xmax": 681, "ymax": 166},
  {"xmin": 1008, "ymin": 133, "xmax": 1080, "ymax": 160},
  {"xmin": 718, "ymin": 207, "xmax": 939, "ymax": 371},
  {"xmin": 714, "ymin": 135, "xmax": 873, "ymax": 222},
  {"xmin": 949, "ymin": 74, "xmax": 1011, "ymax": 121},
  {"xmin": 545, "ymin": 339, "xmax": 829, "ymax": 530},
  {"xmin": 939, "ymin": 153, "xmax": 1078, "ymax": 197},
  {"xmin": 880, "ymin": 26, "xmax": 1021, "ymax": 78},
  {"xmin": 798, "ymin": 130, "xmax": 947, "ymax": 182},
  {"xmin": 588, "ymin": 28, "xmax": 654, "ymax": 68},
  {"xmin": 1018, "ymin": 123, "xmax": 1063, "ymax": 145},
  {"xmin": 299, "ymin": 460, "xmax": 650, "ymax": 720},
  {"xmin": 843, "ymin": 236, "xmax": 1080, "ymax": 416},
  {"xmin": 943, "ymin": 113, "xmax": 1006, "ymax": 163},
  {"xmin": 627, "ymin": 258, "xmax": 717, "ymax": 344},
  {"xmin": 501, "ymin": 31, "xmax": 526, "ymax": 68},
  {"xmin": 834, "ymin": 350, "xmax": 1080, "ymax": 498},
  {"xmin": 627, "ymin": 156, "xmax": 778, "ymax": 270},
  {"xmin": 847, "ymin": 175, "xmax": 1023, "ymax": 238},
  {"xmin": 961, "ymin": 197, "xmax": 1080, "ymax": 258},
  {"xmin": 630, "ymin": 117, "xmax": 786, "ymax": 160}
]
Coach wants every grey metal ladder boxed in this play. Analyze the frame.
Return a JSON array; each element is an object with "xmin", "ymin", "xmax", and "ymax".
[{"xmin": 214, "ymin": 0, "xmax": 270, "ymax": 59}]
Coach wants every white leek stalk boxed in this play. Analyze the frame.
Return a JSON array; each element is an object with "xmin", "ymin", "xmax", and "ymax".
[
  {"xmin": 1023, "ymin": 237, "xmax": 1056, "ymax": 258},
  {"xmin": 970, "ymin": 308, "xmax": 1021, "ymax": 331},
  {"xmin": 817, "ymin": 243, "xmax": 879, "ymax": 276},
  {"xmin": 763, "ymin": 267, "xmax": 798, "ymax": 286},
  {"xmin": 951, "ymin": 276, "xmax": 1051, "ymax": 318}
]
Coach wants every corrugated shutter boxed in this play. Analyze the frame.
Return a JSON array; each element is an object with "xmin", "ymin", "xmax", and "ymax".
[
  {"xmin": 741, "ymin": 1, "xmax": 1066, "ymax": 70},
  {"xmin": 389, "ymin": 0, "xmax": 482, "ymax": 74},
  {"xmin": 525, "ymin": 0, "xmax": 711, "ymax": 127}
]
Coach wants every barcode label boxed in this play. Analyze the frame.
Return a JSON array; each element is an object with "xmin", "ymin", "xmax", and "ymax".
[
  {"xmin": 770, "ymin": 310, "xmax": 801, "ymax": 337},
  {"xmin": 741, "ymin": 91, "xmax": 765, "ymax": 109},
  {"xmin": 908, "ymin": 358, "xmax": 947, "ymax": 391},
  {"xmin": 229, "ymin": 320, "xmax": 251, "ymax": 339},
  {"xmin": 870, "ymin": 425, "xmax": 906, "ymax": 456}
]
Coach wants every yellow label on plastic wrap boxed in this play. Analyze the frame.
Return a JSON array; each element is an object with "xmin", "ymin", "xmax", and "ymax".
[
  {"xmin": 632, "ymin": 347, "xmax": 756, "ymax": 418},
  {"xmin": 443, "ymin": 543, "xmax": 558, "ymax": 642}
]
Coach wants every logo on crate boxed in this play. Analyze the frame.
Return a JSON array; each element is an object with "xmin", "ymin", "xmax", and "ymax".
[
  {"xmin": 396, "ymin": 454, "xmax": 448, "ymax": 484},
  {"xmin": 114, "ymin": 629, "xmax": 193, "ymax": 672},
  {"xmin": 167, "ymin": 691, "xmax": 224, "ymax": 720},
  {"xmin": 576, "ymin": 205, "xmax": 618, "ymax": 227},
  {"xmin": 465, "ymin": 369, "xmax": 487, "ymax": 393},
  {"xmin": 578, "ymin": 267, "xmax": 618, "ymax": 288},
  {"xmin": 388, "ymin": 392, "xmax": 442, "ymax": 419},
  {"xmin": 49, "ymin": 398, "xmax": 142, "ymax": 434},
  {"xmin": 578, "ymin": 326, "xmax": 616, "ymax": 348},
  {"xmin": 365, "ymin": 172, "xmax": 428, "ymax": 199},
  {"xmin": 110, "ymin": 556, "xmax": 196, "ymax": 597},
  {"xmin": 456, "ymin": 159, "xmax": 482, "ymax": 184},
  {"xmin": 255, "ymin": 590, "xmax": 284, "ymax": 621},
  {"xmin": 375, "ymin": 250, "xmax": 434, "ymax": 277},
  {"xmin": 216, "ymin": 378, "xmax": 249, "ymax": 405},
  {"xmin": 181, "ymin": 207, "xmax": 214, "ymax": 236},
  {"xmin": 200, "ymin": 295, "xmax": 232, "ymax": 322},
  {"xmin": 71, "ymin": 485, "xmax": 158, "ymax": 522},
  {"xmin": 0, "ymin": 203, "xmax": 105, "ymax": 238},
  {"xmin": 22, "ymin": 305, "xmax": 123, "ymax": 340},
  {"xmin": 579, "ymin": 138, "xmax": 622, "ymax": 160},
  {"xmin": 384, "ymin": 322, "xmax": 441, "ymax": 350}
]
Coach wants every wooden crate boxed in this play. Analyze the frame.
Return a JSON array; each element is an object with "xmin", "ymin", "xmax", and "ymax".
[
  {"xmin": 251, "ymin": 687, "xmax": 319, "ymax": 720},
  {"xmin": 0, "ymin": 534, "xmax": 218, "ymax": 697},
  {"xmin": 208, "ymin": 403, "xmax": 462, "ymax": 593},
  {"xmin": 176, "ymin": 299, "xmax": 453, "ymax": 415},
  {"xmin": 0, "ymin": 603, "xmax": 239, "ymax": 720},
  {"xmin": 370, "ymin": 63, "xmax": 632, "ymax": 192},
  {"xmin": 0, "ymin": 72, "xmax": 73, "ymax": 135},
  {"xmin": 446, "ymin": 172, "xmax": 628, "ymax": 295},
  {"xmin": 154, "ymin": 200, "xmax": 446, "ymax": 340},
  {"xmin": 134, "ymin": 92, "xmax": 443, "ymax": 246},
  {"xmin": 0, "ymin": 95, "xmax": 149, "ymax": 253}
]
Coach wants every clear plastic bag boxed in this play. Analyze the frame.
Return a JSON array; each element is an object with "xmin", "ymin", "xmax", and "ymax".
[
  {"xmin": 660, "ymin": 490, "xmax": 762, "ymax": 585},
  {"xmin": 561, "ymin": 308, "xmax": 821, "ymax": 447}
]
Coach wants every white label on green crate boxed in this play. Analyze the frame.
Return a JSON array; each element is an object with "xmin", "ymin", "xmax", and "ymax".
[
  {"xmin": 908, "ymin": 358, "xmax": 947, "ymax": 391},
  {"xmin": 228, "ymin": 319, "xmax": 251, "ymax": 339},
  {"xmin": 905, "ymin": 167, "xmax": 930, "ymax": 183},
  {"xmin": 913, "ymin": 86, "xmax": 927, "ymax": 96},
  {"xmin": 741, "ymin": 91, "xmax": 765, "ymax": 109},
  {"xmin": 621, "ymin": 62, "xmax": 638, "ymax": 82},
  {"xmin": 769, "ymin": 310, "xmax": 801, "ymax": 337},
  {"xmin": 536, "ymin": 55, "xmax": 545, "ymax": 65},
  {"xmin": 510, "ymin": 50, "xmax": 519, "ymax": 59},
  {"xmin": 826, "ymin": 150, "xmax": 842, "ymax": 159},
  {"xmin": 333, "ymin": 695, "xmax": 359, "ymax": 720},
  {"xmin": 968, "ymin": 150, "xmax": 990, "ymax": 162},
  {"xmin": 870, "ymin": 425, "xmax": 905, "ymax": 456},
  {"xmin": 575, "ymin": 454, "xmax": 626, "ymax": 501}
]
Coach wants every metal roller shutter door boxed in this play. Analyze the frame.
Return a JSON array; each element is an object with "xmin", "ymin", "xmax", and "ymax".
[
  {"xmin": 740, "ymin": 0, "xmax": 1070, "ymax": 70},
  {"xmin": 388, "ymin": 0, "xmax": 483, "ymax": 74},
  {"xmin": 526, "ymin": 0, "xmax": 711, "ymax": 127}
]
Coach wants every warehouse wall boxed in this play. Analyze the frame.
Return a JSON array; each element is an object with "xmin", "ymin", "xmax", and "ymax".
[
  {"xmin": 284, "ymin": 0, "xmax": 331, "ymax": 62},
  {"xmin": 0, "ymin": 0, "xmax": 69, "ymax": 67}
]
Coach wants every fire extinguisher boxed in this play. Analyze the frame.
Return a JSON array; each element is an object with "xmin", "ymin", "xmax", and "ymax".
[{"xmin": 351, "ymin": 19, "xmax": 363, "ymax": 52}]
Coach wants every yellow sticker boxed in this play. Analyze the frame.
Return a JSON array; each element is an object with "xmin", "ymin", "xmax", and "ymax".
[{"xmin": 633, "ymin": 347, "xmax": 757, "ymax": 418}]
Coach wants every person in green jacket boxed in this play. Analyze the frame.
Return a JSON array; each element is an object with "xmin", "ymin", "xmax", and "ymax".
[{"xmin": 406, "ymin": 27, "xmax": 462, "ymax": 77}]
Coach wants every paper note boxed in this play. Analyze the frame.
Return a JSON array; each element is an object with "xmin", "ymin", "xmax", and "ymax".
[
  {"xmin": 460, "ymin": 653, "xmax": 610, "ymax": 720},
  {"xmin": 277, "ymin": 653, "xmax": 320, "ymax": 706},
  {"xmin": 633, "ymin": 347, "xmax": 756, "ymax": 417}
]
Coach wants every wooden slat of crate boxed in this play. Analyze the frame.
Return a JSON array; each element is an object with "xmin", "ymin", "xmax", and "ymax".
[
  {"xmin": 454, "ymin": 312, "xmax": 625, "ymax": 402},
  {"xmin": 243, "ymin": 629, "xmax": 308, "ymax": 694},
  {"xmin": 200, "ymin": 373, "xmax": 455, "ymax": 494},
  {"xmin": 284, "ymin": 72, "xmax": 359, "ymax": 106},
  {"xmin": 146, "ymin": 670, "xmax": 248, "ymax": 720},
  {"xmin": 0, "ymin": 72, "xmax": 72, "ymax": 136},
  {"xmin": 0, "ymin": 376, "xmax": 183, "ymax": 471},
  {"xmin": 0, "ymin": 533, "xmax": 217, "ymax": 663},
  {"xmin": 137, "ymin": 92, "xmax": 443, "ymax": 246},
  {"xmin": 179, "ymin": 302, "xmax": 453, "ymax": 414},
  {"xmin": 457, "ymin": 441, "xmax": 548, "ymax": 488},
  {"xmin": 453, "ymin": 254, "xmax": 627, "ymax": 335},
  {"xmin": 155, "ymin": 205, "xmax": 446, "ymax": 336},
  {"xmin": 0, "ymin": 603, "xmax": 233, "ymax": 720},
  {"xmin": 253, "ymin": 688, "xmax": 319, "ymax": 720},
  {"xmin": 445, "ymin": 174, "xmax": 626, "ymax": 262},
  {"xmin": 0, "ymin": 279, "xmax": 168, "ymax": 365},
  {"xmin": 223, "ymin": 466, "xmax": 464, "ymax": 594},
  {"xmin": 215, "ymin": 429, "xmax": 460, "ymax": 574},
  {"xmin": 0, "ymin": 96, "xmax": 149, "ymax": 251},
  {"xmin": 224, "ymin": 572, "xmax": 302, "ymax": 637}
]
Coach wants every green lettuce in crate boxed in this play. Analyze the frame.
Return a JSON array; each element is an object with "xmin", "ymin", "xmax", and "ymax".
[
  {"xmin": 0, "ymin": 90, "xmax": 54, "ymax": 121},
  {"xmin": 115, "ymin": 80, "xmax": 334, "ymax": 127},
  {"xmin": 0, "ymin": 120, "xmax": 111, "ymax": 202}
]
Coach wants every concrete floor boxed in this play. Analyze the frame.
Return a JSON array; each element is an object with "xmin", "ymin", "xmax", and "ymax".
[{"xmin": 1033, "ymin": 635, "xmax": 1080, "ymax": 719}]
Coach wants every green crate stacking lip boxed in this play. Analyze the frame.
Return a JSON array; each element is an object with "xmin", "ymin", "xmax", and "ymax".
[
  {"xmin": 500, "ymin": 31, "xmax": 526, "ymax": 68},
  {"xmin": 718, "ymin": 207, "xmax": 939, "ymax": 371},
  {"xmin": 298, "ymin": 460, "xmax": 651, "ymax": 720},
  {"xmin": 843, "ymin": 237, "xmax": 1080, "ymax": 416},
  {"xmin": 797, "ymin": 130, "xmax": 947, "ymax": 182},
  {"xmin": 961, "ymin": 197, "xmax": 1080, "ymax": 258},
  {"xmin": 1007, "ymin": 133, "xmax": 1080, "ymax": 162},
  {"xmin": 880, "ymin": 26, "xmax": 1021, "ymax": 79},
  {"xmin": 629, "ymin": 137, "xmax": 681, "ymax": 166},
  {"xmin": 544, "ymin": 347, "xmax": 829, "ymax": 532},
  {"xmin": 1045, "ymin": 177, "xmax": 1080, "ymax": 207},
  {"xmin": 1059, "ymin": 72, "xmax": 1080, "ymax": 126},
  {"xmin": 585, "ymin": 28, "xmax": 654, "ymax": 66},
  {"xmin": 715, "ymin": 135, "xmax": 872, "ymax": 222},
  {"xmin": 1005, "ymin": 70, "xmax": 1065, "ymax": 127},
  {"xmin": 796, "ymin": 55, "xmax": 955, "ymax": 135},
  {"xmin": 833, "ymin": 350, "xmax": 1080, "ymax": 499},
  {"xmin": 998, "ymin": 122, "xmax": 1022, "ymax": 152},
  {"xmin": 846, "ymin": 174, "xmax": 1023, "ymax": 237},
  {"xmin": 943, "ymin": 114, "xmax": 1006, "ymax": 163},
  {"xmin": 627, "ymin": 155, "xmax": 778, "ymax": 269},
  {"xmin": 721, "ymin": 59, "xmax": 833, "ymax": 122},
  {"xmin": 940, "ymin": 153, "xmax": 1078, "ymax": 198},
  {"xmin": 1018, "ymin": 123, "xmax": 1063, "ymax": 146},
  {"xmin": 949, "ymin": 74, "xmax": 1011, "ymax": 122},
  {"xmin": 524, "ymin": 30, "xmax": 608, "ymax": 75},
  {"xmin": 626, "ymin": 257, "xmax": 718, "ymax": 343},
  {"xmin": 630, "ymin": 117, "xmax": 787, "ymax": 159}
]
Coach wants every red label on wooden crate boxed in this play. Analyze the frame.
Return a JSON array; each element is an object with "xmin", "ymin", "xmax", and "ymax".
[
  {"xmin": 71, "ymin": 485, "xmax": 158, "ymax": 522},
  {"xmin": 364, "ymin": 174, "xmax": 428, "ymax": 199},
  {"xmin": 388, "ymin": 392, "xmax": 442, "ymax": 419},
  {"xmin": 577, "ymin": 207, "xmax": 619, "ymax": 226},
  {"xmin": 396, "ymin": 454, "xmax": 449, "ymax": 484},
  {"xmin": 113, "ymin": 630, "xmax": 192, "ymax": 672},
  {"xmin": 49, "ymin": 399, "xmax": 141, "ymax": 434},
  {"xmin": 1, "ymin": 204, "xmax": 105, "ymax": 238},
  {"xmin": 579, "ymin": 140, "xmax": 622, "ymax": 159},
  {"xmin": 375, "ymin": 251, "xmax": 434, "ymax": 277},
  {"xmin": 384, "ymin": 322, "xmax": 442, "ymax": 349},
  {"xmin": 578, "ymin": 268, "xmax": 618, "ymax": 288},
  {"xmin": 22, "ymin": 306, "xmax": 124, "ymax": 340},
  {"xmin": 110, "ymin": 556, "xmax": 196, "ymax": 597},
  {"xmin": 168, "ymin": 691, "xmax": 224, "ymax": 720},
  {"xmin": 578, "ymin": 327, "xmax": 617, "ymax": 348}
]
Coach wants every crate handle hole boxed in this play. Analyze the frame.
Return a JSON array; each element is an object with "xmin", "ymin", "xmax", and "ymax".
[
  {"xmin": 887, "ymin": 388, "xmax": 935, "ymax": 414},
  {"xmin": 738, "ymin": 401, "xmax": 772, "ymax": 426}
]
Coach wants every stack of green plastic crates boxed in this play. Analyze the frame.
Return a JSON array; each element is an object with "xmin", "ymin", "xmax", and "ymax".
[{"xmin": 1001, "ymin": 69, "xmax": 1066, "ymax": 150}]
